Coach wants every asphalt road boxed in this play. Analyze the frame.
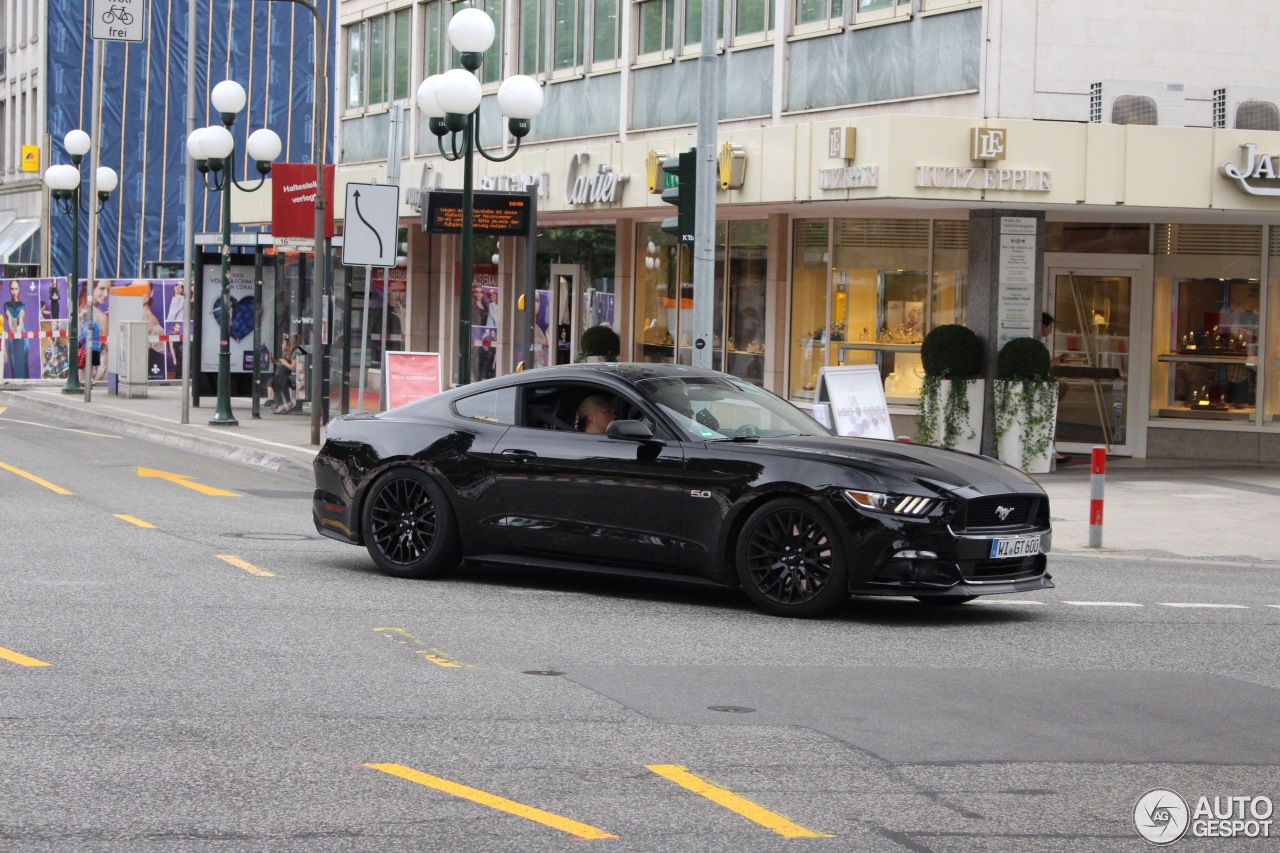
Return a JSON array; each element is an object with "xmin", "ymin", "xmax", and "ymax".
[{"xmin": 2, "ymin": 405, "xmax": 1278, "ymax": 852}]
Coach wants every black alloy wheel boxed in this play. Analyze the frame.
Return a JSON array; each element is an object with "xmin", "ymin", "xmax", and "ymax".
[
  {"xmin": 735, "ymin": 497, "xmax": 849, "ymax": 617},
  {"xmin": 361, "ymin": 468, "xmax": 461, "ymax": 579}
]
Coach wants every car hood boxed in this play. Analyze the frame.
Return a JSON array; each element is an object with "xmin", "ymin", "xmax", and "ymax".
[{"xmin": 739, "ymin": 435, "xmax": 1042, "ymax": 496}]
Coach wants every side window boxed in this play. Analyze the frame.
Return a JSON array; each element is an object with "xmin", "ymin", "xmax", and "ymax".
[
  {"xmin": 454, "ymin": 387, "xmax": 517, "ymax": 424},
  {"xmin": 520, "ymin": 383, "xmax": 635, "ymax": 433}
]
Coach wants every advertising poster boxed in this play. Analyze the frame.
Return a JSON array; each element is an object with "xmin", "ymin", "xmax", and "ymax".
[
  {"xmin": 39, "ymin": 278, "xmax": 71, "ymax": 380},
  {"xmin": 200, "ymin": 266, "xmax": 275, "ymax": 374},
  {"xmin": 3, "ymin": 278, "xmax": 50, "ymax": 379},
  {"xmin": 533, "ymin": 290, "xmax": 551, "ymax": 369},
  {"xmin": 385, "ymin": 352, "xmax": 442, "ymax": 410},
  {"xmin": 470, "ymin": 262, "xmax": 499, "ymax": 381}
]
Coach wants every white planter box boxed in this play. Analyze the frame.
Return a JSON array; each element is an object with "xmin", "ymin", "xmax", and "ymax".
[
  {"xmin": 920, "ymin": 378, "xmax": 984, "ymax": 453},
  {"xmin": 994, "ymin": 380, "xmax": 1059, "ymax": 474}
]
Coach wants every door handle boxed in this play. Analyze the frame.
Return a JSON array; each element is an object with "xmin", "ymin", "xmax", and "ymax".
[{"xmin": 501, "ymin": 449, "xmax": 537, "ymax": 460}]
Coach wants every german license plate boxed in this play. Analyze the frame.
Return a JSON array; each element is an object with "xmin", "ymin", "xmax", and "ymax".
[{"xmin": 990, "ymin": 536, "xmax": 1042, "ymax": 559}]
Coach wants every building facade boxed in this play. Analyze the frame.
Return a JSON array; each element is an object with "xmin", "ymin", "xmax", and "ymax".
[{"xmin": 319, "ymin": 0, "xmax": 1280, "ymax": 461}]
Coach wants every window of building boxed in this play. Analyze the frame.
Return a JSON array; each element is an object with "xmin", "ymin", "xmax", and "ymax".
[
  {"xmin": 634, "ymin": 220, "xmax": 769, "ymax": 387},
  {"xmin": 734, "ymin": 0, "xmax": 774, "ymax": 42},
  {"xmin": 1151, "ymin": 224, "xmax": 1263, "ymax": 424},
  {"xmin": 593, "ymin": 0, "xmax": 621, "ymax": 64},
  {"xmin": 636, "ymin": 0, "xmax": 675, "ymax": 59},
  {"xmin": 424, "ymin": 0, "xmax": 449, "ymax": 78},
  {"xmin": 520, "ymin": 0, "xmax": 548, "ymax": 75},
  {"xmin": 345, "ymin": 24, "xmax": 364, "ymax": 110},
  {"xmin": 850, "ymin": 0, "xmax": 912, "ymax": 26},
  {"xmin": 789, "ymin": 218, "xmax": 967, "ymax": 403},
  {"xmin": 794, "ymin": 0, "xmax": 842, "ymax": 32},
  {"xmin": 682, "ymin": 0, "xmax": 724, "ymax": 51},
  {"xmin": 346, "ymin": 9, "xmax": 414, "ymax": 111}
]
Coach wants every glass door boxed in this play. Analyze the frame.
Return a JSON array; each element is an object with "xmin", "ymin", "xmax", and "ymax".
[
  {"xmin": 1046, "ymin": 257, "xmax": 1151, "ymax": 457},
  {"xmin": 547, "ymin": 264, "xmax": 583, "ymax": 365}
]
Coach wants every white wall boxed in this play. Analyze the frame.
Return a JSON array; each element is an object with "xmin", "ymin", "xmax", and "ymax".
[{"xmin": 988, "ymin": 0, "xmax": 1280, "ymax": 125}]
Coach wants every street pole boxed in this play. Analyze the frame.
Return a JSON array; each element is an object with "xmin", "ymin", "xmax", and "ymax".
[
  {"xmin": 181, "ymin": 0, "xmax": 197, "ymax": 424},
  {"xmin": 84, "ymin": 39, "xmax": 104, "ymax": 404},
  {"xmin": 210, "ymin": 160, "xmax": 238, "ymax": 425},
  {"xmin": 459, "ymin": 113, "xmax": 476, "ymax": 386},
  {"xmin": 63, "ymin": 189, "xmax": 82, "ymax": 394},
  {"xmin": 417, "ymin": 9, "xmax": 544, "ymax": 387},
  {"xmin": 690, "ymin": 0, "xmax": 719, "ymax": 370}
]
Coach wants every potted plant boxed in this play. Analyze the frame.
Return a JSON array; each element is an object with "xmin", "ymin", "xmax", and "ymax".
[
  {"xmin": 993, "ymin": 336, "xmax": 1059, "ymax": 473},
  {"xmin": 578, "ymin": 324, "xmax": 620, "ymax": 362},
  {"xmin": 915, "ymin": 324, "xmax": 984, "ymax": 452}
]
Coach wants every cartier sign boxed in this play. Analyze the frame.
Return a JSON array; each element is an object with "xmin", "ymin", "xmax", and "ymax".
[{"xmin": 564, "ymin": 152, "xmax": 629, "ymax": 205}]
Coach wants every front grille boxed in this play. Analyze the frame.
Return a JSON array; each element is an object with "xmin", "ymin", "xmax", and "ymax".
[
  {"xmin": 954, "ymin": 495, "xmax": 1040, "ymax": 530},
  {"xmin": 969, "ymin": 555, "xmax": 1044, "ymax": 579}
]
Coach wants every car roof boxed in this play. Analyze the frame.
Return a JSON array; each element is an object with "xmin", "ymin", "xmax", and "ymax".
[{"xmin": 387, "ymin": 362, "xmax": 731, "ymax": 418}]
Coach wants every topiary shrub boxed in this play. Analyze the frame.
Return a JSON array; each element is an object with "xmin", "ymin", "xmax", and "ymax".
[
  {"xmin": 997, "ymin": 336, "xmax": 1052, "ymax": 381},
  {"xmin": 579, "ymin": 324, "xmax": 620, "ymax": 361},
  {"xmin": 917, "ymin": 324, "xmax": 984, "ymax": 449},
  {"xmin": 920, "ymin": 324, "xmax": 983, "ymax": 378},
  {"xmin": 993, "ymin": 336, "xmax": 1059, "ymax": 470}
]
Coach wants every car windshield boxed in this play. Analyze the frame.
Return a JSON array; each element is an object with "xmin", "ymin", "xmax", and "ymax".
[{"xmin": 637, "ymin": 376, "xmax": 832, "ymax": 441}]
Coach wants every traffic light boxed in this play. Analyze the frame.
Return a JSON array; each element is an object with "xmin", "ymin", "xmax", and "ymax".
[{"xmin": 661, "ymin": 148, "xmax": 696, "ymax": 243}]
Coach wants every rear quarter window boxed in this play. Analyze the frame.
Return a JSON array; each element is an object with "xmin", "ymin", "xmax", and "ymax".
[{"xmin": 453, "ymin": 387, "xmax": 517, "ymax": 424}]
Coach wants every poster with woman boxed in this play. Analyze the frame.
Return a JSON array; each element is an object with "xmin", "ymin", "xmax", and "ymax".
[
  {"xmin": 470, "ymin": 262, "xmax": 499, "ymax": 381},
  {"xmin": 78, "ymin": 278, "xmax": 112, "ymax": 381},
  {"xmin": 3, "ymin": 279, "xmax": 38, "ymax": 379},
  {"xmin": 38, "ymin": 279, "xmax": 70, "ymax": 379}
]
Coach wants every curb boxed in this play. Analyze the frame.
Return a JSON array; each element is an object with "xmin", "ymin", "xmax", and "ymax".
[{"xmin": 0, "ymin": 389, "xmax": 315, "ymax": 479}]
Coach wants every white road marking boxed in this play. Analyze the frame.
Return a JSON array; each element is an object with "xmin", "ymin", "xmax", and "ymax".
[
  {"xmin": 1062, "ymin": 601, "xmax": 1143, "ymax": 607},
  {"xmin": 974, "ymin": 599, "xmax": 1046, "ymax": 606},
  {"xmin": 1160, "ymin": 602, "xmax": 1249, "ymax": 609}
]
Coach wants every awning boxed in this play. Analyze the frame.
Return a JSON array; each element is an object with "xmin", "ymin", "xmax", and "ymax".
[{"xmin": 0, "ymin": 218, "xmax": 40, "ymax": 263}]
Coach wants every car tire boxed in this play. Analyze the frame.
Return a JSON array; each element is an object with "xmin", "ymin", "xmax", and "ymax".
[
  {"xmin": 361, "ymin": 467, "xmax": 461, "ymax": 579},
  {"xmin": 913, "ymin": 595, "xmax": 978, "ymax": 606},
  {"xmin": 734, "ymin": 497, "xmax": 849, "ymax": 618}
]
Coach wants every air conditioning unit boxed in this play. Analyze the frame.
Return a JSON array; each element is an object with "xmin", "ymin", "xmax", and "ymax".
[
  {"xmin": 1089, "ymin": 80, "xmax": 1186, "ymax": 127},
  {"xmin": 1213, "ymin": 86, "xmax": 1280, "ymax": 131}
]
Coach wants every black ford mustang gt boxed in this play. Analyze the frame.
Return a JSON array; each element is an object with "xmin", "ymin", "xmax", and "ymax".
[{"xmin": 313, "ymin": 363, "xmax": 1052, "ymax": 617}]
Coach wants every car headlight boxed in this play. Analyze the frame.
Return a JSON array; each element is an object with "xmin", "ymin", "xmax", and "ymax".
[{"xmin": 843, "ymin": 489, "xmax": 938, "ymax": 517}]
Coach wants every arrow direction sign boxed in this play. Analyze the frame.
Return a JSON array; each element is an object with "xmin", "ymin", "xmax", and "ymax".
[
  {"xmin": 137, "ymin": 467, "xmax": 242, "ymax": 497},
  {"xmin": 92, "ymin": 0, "xmax": 146, "ymax": 43},
  {"xmin": 342, "ymin": 183, "xmax": 400, "ymax": 268}
]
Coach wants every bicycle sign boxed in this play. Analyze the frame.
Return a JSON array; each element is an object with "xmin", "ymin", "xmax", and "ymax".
[{"xmin": 92, "ymin": 0, "xmax": 145, "ymax": 42}]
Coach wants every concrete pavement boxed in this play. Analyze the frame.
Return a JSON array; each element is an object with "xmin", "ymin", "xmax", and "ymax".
[{"xmin": 4, "ymin": 379, "xmax": 1280, "ymax": 566}]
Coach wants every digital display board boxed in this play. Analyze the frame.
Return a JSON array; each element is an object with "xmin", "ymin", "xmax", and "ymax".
[{"xmin": 423, "ymin": 191, "xmax": 532, "ymax": 237}]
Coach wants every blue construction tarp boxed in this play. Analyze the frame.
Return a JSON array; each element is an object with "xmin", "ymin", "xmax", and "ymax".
[{"xmin": 47, "ymin": 0, "xmax": 336, "ymax": 278}]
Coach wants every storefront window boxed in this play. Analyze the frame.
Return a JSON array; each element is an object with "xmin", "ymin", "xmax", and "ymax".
[
  {"xmin": 1268, "ymin": 230, "xmax": 1280, "ymax": 425},
  {"xmin": 635, "ymin": 220, "xmax": 768, "ymax": 385},
  {"xmin": 789, "ymin": 220, "xmax": 829, "ymax": 399},
  {"xmin": 1150, "ymin": 224, "xmax": 1262, "ymax": 422},
  {"xmin": 1046, "ymin": 222, "xmax": 1150, "ymax": 254}
]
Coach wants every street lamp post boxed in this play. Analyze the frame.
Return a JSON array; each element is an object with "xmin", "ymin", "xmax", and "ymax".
[
  {"xmin": 43, "ymin": 130, "xmax": 117, "ymax": 395},
  {"xmin": 416, "ymin": 8, "xmax": 544, "ymax": 386},
  {"xmin": 187, "ymin": 80, "xmax": 282, "ymax": 426}
]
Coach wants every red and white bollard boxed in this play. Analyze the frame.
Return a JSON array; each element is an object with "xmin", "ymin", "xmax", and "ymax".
[{"xmin": 1088, "ymin": 445, "xmax": 1107, "ymax": 548}]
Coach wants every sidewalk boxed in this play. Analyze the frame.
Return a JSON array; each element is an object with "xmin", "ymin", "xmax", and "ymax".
[{"xmin": 4, "ymin": 380, "xmax": 1280, "ymax": 566}]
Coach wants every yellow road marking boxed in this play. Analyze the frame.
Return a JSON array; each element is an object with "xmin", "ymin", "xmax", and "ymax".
[
  {"xmin": 0, "ymin": 646, "xmax": 52, "ymax": 667},
  {"xmin": 0, "ymin": 460, "xmax": 73, "ymax": 495},
  {"xmin": 115, "ymin": 514, "xmax": 157, "ymax": 528},
  {"xmin": 646, "ymin": 764, "xmax": 832, "ymax": 838},
  {"xmin": 137, "ymin": 467, "xmax": 241, "ymax": 497},
  {"xmin": 373, "ymin": 627, "xmax": 470, "ymax": 668},
  {"xmin": 362, "ymin": 763, "xmax": 617, "ymax": 840},
  {"xmin": 216, "ymin": 555, "xmax": 276, "ymax": 577}
]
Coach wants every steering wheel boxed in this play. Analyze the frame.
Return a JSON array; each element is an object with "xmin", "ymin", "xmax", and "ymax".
[
  {"xmin": 695, "ymin": 408, "xmax": 721, "ymax": 431},
  {"xmin": 733, "ymin": 423, "xmax": 760, "ymax": 438}
]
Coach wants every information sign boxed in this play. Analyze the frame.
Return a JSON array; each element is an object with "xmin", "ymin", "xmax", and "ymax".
[
  {"xmin": 424, "ymin": 191, "xmax": 532, "ymax": 236},
  {"xmin": 817, "ymin": 365, "xmax": 894, "ymax": 440},
  {"xmin": 93, "ymin": 0, "xmax": 146, "ymax": 42},
  {"xmin": 385, "ymin": 352, "xmax": 443, "ymax": 410}
]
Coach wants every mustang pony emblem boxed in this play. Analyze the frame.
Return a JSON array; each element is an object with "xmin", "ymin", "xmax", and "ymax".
[{"xmin": 995, "ymin": 505, "xmax": 1014, "ymax": 521}]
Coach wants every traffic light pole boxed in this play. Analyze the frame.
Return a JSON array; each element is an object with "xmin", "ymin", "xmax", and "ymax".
[{"xmin": 690, "ymin": 0, "xmax": 718, "ymax": 371}]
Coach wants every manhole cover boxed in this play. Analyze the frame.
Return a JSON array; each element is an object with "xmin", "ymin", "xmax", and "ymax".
[
  {"xmin": 707, "ymin": 705, "xmax": 755, "ymax": 714},
  {"xmin": 224, "ymin": 533, "xmax": 321, "ymax": 541},
  {"xmin": 522, "ymin": 670, "xmax": 565, "ymax": 677}
]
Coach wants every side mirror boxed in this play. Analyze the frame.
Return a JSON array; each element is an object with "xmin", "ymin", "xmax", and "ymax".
[{"xmin": 605, "ymin": 419, "xmax": 655, "ymax": 441}]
